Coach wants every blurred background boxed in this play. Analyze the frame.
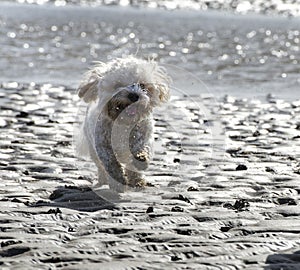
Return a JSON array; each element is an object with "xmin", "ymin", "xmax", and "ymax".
[{"xmin": 0, "ymin": 0, "xmax": 299, "ymax": 100}]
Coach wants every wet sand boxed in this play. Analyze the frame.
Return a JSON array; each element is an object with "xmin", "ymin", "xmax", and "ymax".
[{"xmin": 0, "ymin": 82, "xmax": 300, "ymax": 269}]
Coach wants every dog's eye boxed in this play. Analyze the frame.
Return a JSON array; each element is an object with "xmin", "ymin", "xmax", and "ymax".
[{"xmin": 139, "ymin": 83, "xmax": 147, "ymax": 92}]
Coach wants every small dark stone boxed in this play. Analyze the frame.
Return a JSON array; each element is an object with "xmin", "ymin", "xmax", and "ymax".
[
  {"xmin": 1, "ymin": 240, "xmax": 22, "ymax": 248},
  {"xmin": 224, "ymin": 199, "xmax": 250, "ymax": 211},
  {"xmin": 171, "ymin": 194, "xmax": 192, "ymax": 204},
  {"xmin": 0, "ymin": 247, "xmax": 30, "ymax": 257},
  {"xmin": 253, "ymin": 130, "xmax": 260, "ymax": 137},
  {"xmin": 47, "ymin": 208, "xmax": 62, "ymax": 215},
  {"xmin": 2, "ymin": 166, "xmax": 18, "ymax": 171},
  {"xmin": 233, "ymin": 199, "xmax": 250, "ymax": 211},
  {"xmin": 175, "ymin": 228, "xmax": 192, "ymax": 235},
  {"xmin": 68, "ymin": 227, "xmax": 75, "ymax": 232},
  {"xmin": 40, "ymin": 257, "xmax": 63, "ymax": 264},
  {"xmin": 50, "ymin": 149, "xmax": 63, "ymax": 157},
  {"xmin": 138, "ymin": 237, "xmax": 147, "ymax": 243},
  {"xmin": 274, "ymin": 197, "xmax": 297, "ymax": 205},
  {"xmin": 145, "ymin": 182, "xmax": 155, "ymax": 187},
  {"xmin": 171, "ymin": 255, "xmax": 182, "ymax": 261},
  {"xmin": 34, "ymin": 200, "xmax": 48, "ymax": 205},
  {"xmin": 220, "ymin": 226, "xmax": 232, "ymax": 232},
  {"xmin": 56, "ymin": 141, "xmax": 71, "ymax": 147},
  {"xmin": 294, "ymin": 168, "xmax": 300, "ymax": 175},
  {"xmin": 173, "ymin": 158, "xmax": 180, "ymax": 163},
  {"xmin": 266, "ymin": 167, "xmax": 276, "ymax": 173},
  {"xmin": 171, "ymin": 206, "xmax": 184, "ymax": 212},
  {"xmin": 26, "ymin": 120, "xmax": 35, "ymax": 126},
  {"xmin": 236, "ymin": 164, "xmax": 247, "ymax": 171},
  {"xmin": 226, "ymin": 148, "xmax": 241, "ymax": 155},
  {"xmin": 146, "ymin": 206, "xmax": 154, "ymax": 213},
  {"xmin": 223, "ymin": 202, "xmax": 234, "ymax": 209},
  {"xmin": 187, "ymin": 186, "xmax": 199, "ymax": 191},
  {"xmin": 240, "ymin": 229, "xmax": 254, "ymax": 236},
  {"xmin": 11, "ymin": 140, "xmax": 25, "ymax": 144},
  {"xmin": 11, "ymin": 198, "xmax": 23, "ymax": 203},
  {"xmin": 48, "ymin": 119, "xmax": 59, "ymax": 123},
  {"xmin": 16, "ymin": 111, "xmax": 29, "ymax": 118},
  {"xmin": 49, "ymin": 189, "xmax": 63, "ymax": 200}
]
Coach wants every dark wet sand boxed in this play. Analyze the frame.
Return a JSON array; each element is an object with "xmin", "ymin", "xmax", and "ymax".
[{"xmin": 0, "ymin": 82, "xmax": 300, "ymax": 269}]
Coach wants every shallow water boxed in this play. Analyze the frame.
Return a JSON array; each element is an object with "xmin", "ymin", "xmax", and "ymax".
[{"xmin": 0, "ymin": 2, "xmax": 299, "ymax": 100}]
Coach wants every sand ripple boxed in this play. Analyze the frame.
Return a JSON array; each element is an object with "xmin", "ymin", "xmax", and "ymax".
[{"xmin": 0, "ymin": 83, "xmax": 300, "ymax": 268}]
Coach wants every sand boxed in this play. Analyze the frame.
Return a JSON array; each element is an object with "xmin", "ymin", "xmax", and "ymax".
[{"xmin": 0, "ymin": 82, "xmax": 300, "ymax": 269}]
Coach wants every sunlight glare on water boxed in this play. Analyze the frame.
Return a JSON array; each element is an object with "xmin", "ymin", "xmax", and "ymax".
[{"xmin": 0, "ymin": 2, "xmax": 299, "ymax": 100}]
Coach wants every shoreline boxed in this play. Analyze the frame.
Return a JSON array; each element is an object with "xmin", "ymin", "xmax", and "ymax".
[
  {"xmin": 1, "ymin": 3, "xmax": 299, "ymax": 101},
  {"xmin": 2, "ymin": 2, "xmax": 300, "ymax": 26},
  {"xmin": 2, "ymin": 0, "xmax": 300, "ymax": 18},
  {"xmin": 1, "ymin": 80, "xmax": 298, "ymax": 102},
  {"xmin": 0, "ymin": 82, "xmax": 299, "ymax": 268}
]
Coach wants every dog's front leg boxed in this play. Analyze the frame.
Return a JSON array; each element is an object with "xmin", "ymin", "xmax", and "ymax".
[
  {"xmin": 130, "ymin": 119, "xmax": 153, "ymax": 170},
  {"xmin": 126, "ymin": 119, "xmax": 153, "ymax": 187}
]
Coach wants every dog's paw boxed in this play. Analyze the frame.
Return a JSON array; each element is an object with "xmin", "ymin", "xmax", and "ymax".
[
  {"xmin": 128, "ymin": 178, "xmax": 147, "ymax": 190},
  {"xmin": 133, "ymin": 150, "xmax": 150, "ymax": 170}
]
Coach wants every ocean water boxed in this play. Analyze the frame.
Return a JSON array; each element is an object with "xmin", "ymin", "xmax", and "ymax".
[{"xmin": 0, "ymin": 1, "xmax": 299, "ymax": 100}]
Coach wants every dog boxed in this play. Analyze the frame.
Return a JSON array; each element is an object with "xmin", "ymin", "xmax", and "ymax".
[{"xmin": 76, "ymin": 56, "xmax": 171, "ymax": 192}]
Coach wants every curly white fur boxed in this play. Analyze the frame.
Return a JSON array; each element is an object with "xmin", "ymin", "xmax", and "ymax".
[{"xmin": 76, "ymin": 56, "xmax": 171, "ymax": 192}]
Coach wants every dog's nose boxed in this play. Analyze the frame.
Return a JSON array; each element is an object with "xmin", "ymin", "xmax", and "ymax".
[{"xmin": 128, "ymin": 92, "xmax": 139, "ymax": 102}]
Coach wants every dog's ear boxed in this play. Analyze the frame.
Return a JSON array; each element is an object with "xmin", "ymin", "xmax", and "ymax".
[
  {"xmin": 154, "ymin": 65, "xmax": 171, "ymax": 104},
  {"xmin": 78, "ymin": 79, "xmax": 99, "ymax": 103},
  {"xmin": 77, "ymin": 65, "xmax": 105, "ymax": 103},
  {"xmin": 157, "ymin": 83, "xmax": 170, "ymax": 104}
]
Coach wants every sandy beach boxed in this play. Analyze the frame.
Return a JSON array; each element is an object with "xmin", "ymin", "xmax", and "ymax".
[
  {"xmin": 0, "ymin": 81, "xmax": 300, "ymax": 269},
  {"xmin": 1, "ymin": 0, "xmax": 300, "ymax": 269}
]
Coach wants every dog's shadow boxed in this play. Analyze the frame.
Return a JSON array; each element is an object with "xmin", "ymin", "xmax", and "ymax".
[{"xmin": 32, "ymin": 185, "xmax": 121, "ymax": 212}]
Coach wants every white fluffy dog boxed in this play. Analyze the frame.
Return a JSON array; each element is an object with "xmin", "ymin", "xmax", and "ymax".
[{"xmin": 76, "ymin": 56, "xmax": 171, "ymax": 192}]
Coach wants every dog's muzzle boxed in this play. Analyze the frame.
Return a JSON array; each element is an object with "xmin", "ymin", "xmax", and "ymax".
[
  {"xmin": 126, "ymin": 83, "xmax": 146, "ymax": 103},
  {"xmin": 126, "ymin": 83, "xmax": 145, "ymax": 96},
  {"xmin": 107, "ymin": 83, "xmax": 149, "ymax": 121},
  {"xmin": 124, "ymin": 83, "xmax": 147, "ymax": 116}
]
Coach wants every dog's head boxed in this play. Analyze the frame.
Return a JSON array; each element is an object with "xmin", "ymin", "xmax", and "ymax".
[
  {"xmin": 77, "ymin": 56, "xmax": 171, "ymax": 122},
  {"xmin": 105, "ymin": 82, "xmax": 152, "ymax": 123}
]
